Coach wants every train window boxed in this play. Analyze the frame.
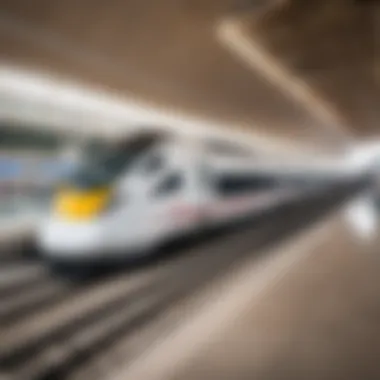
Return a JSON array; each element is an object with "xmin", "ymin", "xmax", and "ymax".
[
  {"xmin": 206, "ymin": 140, "xmax": 253, "ymax": 157},
  {"xmin": 154, "ymin": 173, "xmax": 182, "ymax": 197},
  {"xmin": 66, "ymin": 132, "xmax": 167, "ymax": 189},
  {"xmin": 216, "ymin": 174, "xmax": 279, "ymax": 196}
]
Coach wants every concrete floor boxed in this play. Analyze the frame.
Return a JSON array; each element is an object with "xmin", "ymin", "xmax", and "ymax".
[{"xmin": 130, "ymin": 196, "xmax": 380, "ymax": 380}]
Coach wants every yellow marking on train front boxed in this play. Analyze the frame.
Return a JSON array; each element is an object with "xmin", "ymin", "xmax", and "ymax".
[{"xmin": 54, "ymin": 187, "xmax": 111, "ymax": 221}]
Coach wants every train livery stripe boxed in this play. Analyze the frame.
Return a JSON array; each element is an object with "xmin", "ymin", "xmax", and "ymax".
[
  {"xmin": 210, "ymin": 188, "xmax": 299, "ymax": 218},
  {"xmin": 169, "ymin": 189, "xmax": 300, "ymax": 225}
]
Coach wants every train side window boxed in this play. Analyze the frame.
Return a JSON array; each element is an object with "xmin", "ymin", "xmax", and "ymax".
[
  {"xmin": 154, "ymin": 172, "xmax": 182, "ymax": 197},
  {"xmin": 216, "ymin": 174, "xmax": 279, "ymax": 196}
]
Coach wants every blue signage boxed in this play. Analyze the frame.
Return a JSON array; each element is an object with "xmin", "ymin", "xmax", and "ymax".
[
  {"xmin": 0, "ymin": 157, "xmax": 74, "ymax": 182},
  {"xmin": 0, "ymin": 159, "xmax": 24, "ymax": 179}
]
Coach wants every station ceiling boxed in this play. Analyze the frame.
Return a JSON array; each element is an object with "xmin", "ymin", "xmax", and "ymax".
[{"xmin": 0, "ymin": 0, "xmax": 377, "ymax": 152}]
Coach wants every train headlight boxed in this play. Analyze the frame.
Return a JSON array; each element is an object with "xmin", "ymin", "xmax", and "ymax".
[{"xmin": 54, "ymin": 187, "xmax": 112, "ymax": 221}]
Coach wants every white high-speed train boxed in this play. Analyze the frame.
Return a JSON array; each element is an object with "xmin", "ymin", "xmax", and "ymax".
[{"xmin": 36, "ymin": 130, "xmax": 366, "ymax": 265}]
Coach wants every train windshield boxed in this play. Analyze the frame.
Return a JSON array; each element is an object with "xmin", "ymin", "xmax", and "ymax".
[{"xmin": 67, "ymin": 132, "xmax": 165, "ymax": 188}]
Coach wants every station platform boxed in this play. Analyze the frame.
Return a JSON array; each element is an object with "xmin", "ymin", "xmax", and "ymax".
[
  {"xmin": 170, "ymin": 217, "xmax": 380, "ymax": 380},
  {"xmin": 122, "ymin": 195, "xmax": 380, "ymax": 380},
  {"xmin": 0, "ymin": 194, "xmax": 48, "ymax": 241}
]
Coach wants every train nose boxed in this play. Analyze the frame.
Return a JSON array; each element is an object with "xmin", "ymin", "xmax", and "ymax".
[{"xmin": 37, "ymin": 219, "xmax": 106, "ymax": 257}]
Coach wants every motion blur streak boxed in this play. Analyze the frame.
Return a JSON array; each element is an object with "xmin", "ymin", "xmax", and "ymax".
[{"xmin": 1, "ymin": 2, "xmax": 380, "ymax": 380}]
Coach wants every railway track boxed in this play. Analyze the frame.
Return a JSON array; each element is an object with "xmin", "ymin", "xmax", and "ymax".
[{"xmin": 0, "ymin": 184, "xmax": 365, "ymax": 380}]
